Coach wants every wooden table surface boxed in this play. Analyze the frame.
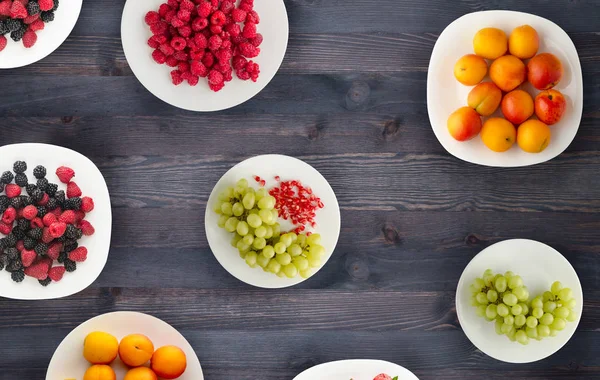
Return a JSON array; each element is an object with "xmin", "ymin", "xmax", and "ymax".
[{"xmin": 1, "ymin": 1, "xmax": 599, "ymax": 379}]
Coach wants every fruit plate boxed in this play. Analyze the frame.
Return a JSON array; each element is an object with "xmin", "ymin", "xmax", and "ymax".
[
  {"xmin": 0, "ymin": 0, "xmax": 83, "ymax": 69},
  {"xmin": 0, "ymin": 143, "xmax": 111, "ymax": 300},
  {"xmin": 456, "ymin": 239, "xmax": 583, "ymax": 363},
  {"xmin": 205, "ymin": 154, "xmax": 341, "ymax": 289},
  {"xmin": 46, "ymin": 311, "xmax": 204, "ymax": 380},
  {"xmin": 121, "ymin": 0, "xmax": 289, "ymax": 112},
  {"xmin": 427, "ymin": 10, "xmax": 583, "ymax": 167},
  {"xmin": 293, "ymin": 359, "xmax": 419, "ymax": 380}
]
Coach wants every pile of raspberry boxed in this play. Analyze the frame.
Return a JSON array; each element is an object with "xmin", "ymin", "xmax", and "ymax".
[
  {"xmin": 0, "ymin": 0, "xmax": 59, "ymax": 51},
  {"xmin": 0, "ymin": 162, "xmax": 95, "ymax": 286},
  {"xmin": 145, "ymin": 0, "xmax": 262, "ymax": 92}
]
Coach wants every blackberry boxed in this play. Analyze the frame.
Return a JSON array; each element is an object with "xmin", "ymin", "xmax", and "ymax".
[
  {"xmin": 64, "ymin": 197, "xmax": 82, "ymax": 210},
  {"xmin": 1, "ymin": 171, "xmax": 14, "ymax": 184},
  {"xmin": 0, "ymin": 238, "xmax": 7, "ymax": 250},
  {"xmin": 10, "ymin": 197, "xmax": 23, "ymax": 209},
  {"xmin": 57, "ymin": 234, "xmax": 67, "ymax": 242},
  {"xmin": 55, "ymin": 190, "xmax": 65, "ymax": 204},
  {"xmin": 52, "ymin": 0, "xmax": 59, "ymax": 12},
  {"xmin": 65, "ymin": 224, "xmax": 79, "ymax": 239},
  {"xmin": 39, "ymin": 277, "xmax": 52, "ymax": 286},
  {"xmin": 64, "ymin": 259, "xmax": 76, "ymax": 272},
  {"xmin": 37, "ymin": 178, "xmax": 48, "ymax": 191},
  {"xmin": 0, "ymin": 254, "xmax": 9, "ymax": 268},
  {"xmin": 46, "ymin": 197, "xmax": 58, "ymax": 210},
  {"xmin": 37, "ymin": 206, "xmax": 47, "ymax": 217},
  {"xmin": 5, "ymin": 19, "xmax": 21, "ymax": 33},
  {"xmin": 30, "ymin": 189, "xmax": 43, "ymax": 203},
  {"xmin": 12, "ymin": 228, "xmax": 25, "ymax": 240},
  {"xmin": 0, "ymin": 20, "xmax": 8, "ymax": 36},
  {"xmin": 11, "ymin": 270, "xmax": 25, "ymax": 283},
  {"xmin": 11, "ymin": 28, "xmax": 25, "ymax": 42},
  {"xmin": 5, "ymin": 248, "xmax": 19, "ymax": 260},
  {"xmin": 0, "ymin": 257, "xmax": 3, "ymax": 271},
  {"xmin": 41, "ymin": 11, "xmax": 55, "ymax": 22},
  {"xmin": 63, "ymin": 239, "xmax": 78, "ymax": 252},
  {"xmin": 26, "ymin": 184, "xmax": 37, "ymax": 195},
  {"xmin": 23, "ymin": 237, "xmax": 36, "ymax": 250},
  {"xmin": 5, "ymin": 234, "xmax": 17, "ymax": 247},
  {"xmin": 58, "ymin": 251, "xmax": 67, "ymax": 263},
  {"xmin": 27, "ymin": 228, "xmax": 43, "ymax": 241},
  {"xmin": 75, "ymin": 228, "xmax": 83, "ymax": 239},
  {"xmin": 27, "ymin": 1, "xmax": 41, "ymax": 16},
  {"xmin": 6, "ymin": 259, "xmax": 22, "ymax": 272},
  {"xmin": 15, "ymin": 218, "xmax": 29, "ymax": 231},
  {"xmin": 45, "ymin": 183, "xmax": 58, "ymax": 196},
  {"xmin": 13, "ymin": 161, "xmax": 27, "ymax": 174},
  {"xmin": 0, "ymin": 183, "xmax": 4, "ymax": 194},
  {"xmin": 0, "ymin": 195, "xmax": 8, "ymax": 208},
  {"xmin": 15, "ymin": 173, "xmax": 28, "ymax": 187},
  {"xmin": 34, "ymin": 243, "xmax": 48, "ymax": 256},
  {"xmin": 20, "ymin": 195, "xmax": 33, "ymax": 206}
]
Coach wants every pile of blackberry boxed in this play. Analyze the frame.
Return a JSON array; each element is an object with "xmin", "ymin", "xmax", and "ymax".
[{"xmin": 0, "ymin": 161, "xmax": 80, "ymax": 286}]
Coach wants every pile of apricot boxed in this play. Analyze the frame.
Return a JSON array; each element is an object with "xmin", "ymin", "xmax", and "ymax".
[{"xmin": 448, "ymin": 25, "xmax": 567, "ymax": 153}]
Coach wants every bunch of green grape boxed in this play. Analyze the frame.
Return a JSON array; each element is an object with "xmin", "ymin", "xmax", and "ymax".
[
  {"xmin": 470, "ymin": 269, "xmax": 578, "ymax": 346},
  {"xmin": 214, "ymin": 178, "xmax": 326, "ymax": 279}
]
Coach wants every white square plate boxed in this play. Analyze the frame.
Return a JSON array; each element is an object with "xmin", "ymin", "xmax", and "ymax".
[{"xmin": 427, "ymin": 11, "xmax": 583, "ymax": 167}]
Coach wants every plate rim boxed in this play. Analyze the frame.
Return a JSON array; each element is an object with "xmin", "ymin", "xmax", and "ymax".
[{"xmin": 293, "ymin": 359, "xmax": 419, "ymax": 380}]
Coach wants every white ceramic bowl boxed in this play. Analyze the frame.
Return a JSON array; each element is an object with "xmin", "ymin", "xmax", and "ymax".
[
  {"xmin": 456, "ymin": 239, "xmax": 583, "ymax": 363},
  {"xmin": 46, "ymin": 311, "xmax": 204, "ymax": 380},
  {"xmin": 0, "ymin": 143, "xmax": 111, "ymax": 300},
  {"xmin": 205, "ymin": 154, "xmax": 341, "ymax": 288},
  {"xmin": 0, "ymin": 0, "xmax": 83, "ymax": 69},
  {"xmin": 121, "ymin": 0, "xmax": 289, "ymax": 111},
  {"xmin": 427, "ymin": 10, "xmax": 583, "ymax": 167},
  {"xmin": 294, "ymin": 359, "xmax": 419, "ymax": 380}
]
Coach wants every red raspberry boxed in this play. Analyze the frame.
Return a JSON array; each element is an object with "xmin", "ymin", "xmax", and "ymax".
[
  {"xmin": 190, "ymin": 50, "xmax": 204, "ymax": 60},
  {"xmin": 10, "ymin": 0, "xmax": 27, "ymax": 18},
  {"xmin": 5, "ymin": 184, "xmax": 21, "ymax": 198},
  {"xmin": 148, "ymin": 36, "xmax": 160, "ymax": 49},
  {"xmin": 42, "ymin": 213, "xmax": 57, "ymax": 227},
  {"xmin": 154, "ymin": 34, "xmax": 168, "ymax": 44},
  {"xmin": 24, "ymin": 13, "xmax": 40, "ymax": 24},
  {"xmin": 209, "ymin": 81, "xmax": 225, "ymax": 92},
  {"xmin": 49, "ymin": 221, "xmax": 67, "ymax": 237},
  {"xmin": 236, "ymin": 67, "xmax": 251, "ymax": 81},
  {"xmin": 22, "ymin": 205, "xmax": 38, "ymax": 220},
  {"xmin": 153, "ymin": 49, "xmax": 167, "ymax": 64},
  {"xmin": 249, "ymin": 33, "xmax": 263, "ymax": 47},
  {"xmin": 239, "ymin": 0, "xmax": 254, "ymax": 12},
  {"xmin": 50, "ymin": 207, "xmax": 62, "ymax": 218},
  {"xmin": 66, "ymin": 182, "xmax": 82, "ymax": 198},
  {"xmin": 68, "ymin": 247, "xmax": 88, "ymax": 262},
  {"xmin": 202, "ymin": 51, "xmax": 215, "ymax": 68},
  {"xmin": 38, "ymin": 0, "xmax": 54, "ymax": 11},
  {"xmin": 246, "ymin": 10, "xmax": 260, "ymax": 24},
  {"xmin": 170, "ymin": 36, "xmax": 187, "ymax": 51},
  {"xmin": 21, "ymin": 250, "xmax": 37, "ymax": 267},
  {"xmin": 178, "ymin": 25, "xmax": 192, "ymax": 37},
  {"xmin": 220, "ymin": 0, "xmax": 235, "ymax": 14},
  {"xmin": 1, "ymin": 207, "xmax": 16, "ymax": 224},
  {"xmin": 171, "ymin": 70, "xmax": 184, "ymax": 85},
  {"xmin": 221, "ymin": 39, "xmax": 232, "ymax": 50},
  {"xmin": 0, "ymin": 1, "xmax": 11, "ymax": 17},
  {"xmin": 30, "ymin": 217, "xmax": 44, "ymax": 229},
  {"xmin": 210, "ymin": 10, "xmax": 226, "ymax": 26},
  {"xmin": 159, "ymin": 43, "xmax": 174, "ymax": 56},
  {"xmin": 150, "ymin": 21, "xmax": 168, "ymax": 35},
  {"xmin": 81, "ymin": 197, "xmax": 94, "ymax": 213},
  {"xmin": 41, "ymin": 227, "xmax": 54, "ymax": 243},
  {"xmin": 16, "ymin": 240, "xmax": 24, "ymax": 252},
  {"xmin": 164, "ymin": 9, "xmax": 176, "ymax": 23},
  {"xmin": 78, "ymin": 220, "xmax": 95, "ymax": 236},
  {"xmin": 232, "ymin": 8, "xmax": 246, "ymax": 22},
  {"xmin": 171, "ymin": 16, "xmax": 186, "ymax": 27},
  {"xmin": 0, "ymin": 222, "xmax": 12, "ymax": 235},
  {"xmin": 48, "ymin": 266, "xmax": 66, "ymax": 282},
  {"xmin": 242, "ymin": 22, "xmax": 257, "ymax": 38},
  {"xmin": 231, "ymin": 35, "xmax": 247, "ymax": 45},
  {"xmin": 38, "ymin": 193, "xmax": 49, "ymax": 206},
  {"xmin": 55, "ymin": 166, "xmax": 75, "ymax": 183},
  {"xmin": 186, "ymin": 74, "xmax": 199, "ymax": 86},
  {"xmin": 74, "ymin": 210, "xmax": 85, "ymax": 224},
  {"xmin": 166, "ymin": 55, "xmax": 179, "ymax": 67},
  {"xmin": 215, "ymin": 48, "xmax": 232, "ymax": 64},
  {"xmin": 194, "ymin": 33, "xmax": 208, "ymax": 49},
  {"xmin": 145, "ymin": 11, "xmax": 161, "ymax": 25},
  {"xmin": 22, "ymin": 30, "xmax": 37, "ymax": 48},
  {"xmin": 158, "ymin": 3, "xmax": 172, "ymax": 17},
  {"xmin": 198, "ymin": 2, "xmax": 212, "ymax": 18},
  {"xmin": 24, "ymin": 258, "xmax": 51, "ymax": 280},
  {"xmin": 173, "ymin": 50, "xmax": 189, "ymax": 61},
  {"xmin": 47, "ymin": 242, "xmax": 62, "ymax": 260},
  {"xmin": 178, "ymin": 61, "xmax": 190, "ymax": 73},
  {"xmin": 210, "ymin": 24, "xmax": 222, "ymax": 34},
  {"xmin": 208, "ymin": 34, "xmax": 222, "ymax": 50},
  {"xmin": 246, "ymin": 61, "xmax": 260, "ymax": 82},
  {"xmin": 191, "ymin": 60, "xmax": 208, "ymax": 77},
  {"xmin": 177, "ymin": 9, "xmax": 191, "ymax": 22},
  {"xmin": 238, "ymin": 42, "xmax": 260, "ymax": 58},
  {"xmin": 373, "ymin": 375, "xmax": 393, "ymax": 380},
  {"xmin": 58, "ymin": 210, "xmax": 76, "ymax": 224},
  {"xmin": 192, "ymin": 17, "xmax": 208, "ymax": 31},
  {"xmin": 0, "ymin": 36, "xmax": 6, "ymax": 53},
  {"xmin": 167, "ymin": 0, "xmax": 178, "ymax": 7},
  {"xmin": 179, "ymin": 0, "xmax": 195, "ymax": 11},
  {"xmin": 208, "ymin": 70, "xmax": 224, "ymax": 85},
  {"xmin": 225, "ymin": 23, "xmax": 240, "ymax": 37}
]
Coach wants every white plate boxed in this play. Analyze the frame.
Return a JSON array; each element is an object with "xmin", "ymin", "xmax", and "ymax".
[
  {"xmin": 121, "ymin": 0, "xmax": 289, "ymax": 112},
  {"xmin": 456, "ymin": 239, "xmax": 583, "ymax": 363},
  {"xmin": 0, "ymin": 0, "xmax": 83, "ymax": 69},
  {"xmin": 0, "ymin": 143, "xmax": 111, "ymax": 300},
  {"xmin": 427, "ymin": 10, "xmax": 583, "ymax": 167},
  {"xmin": 294, "ymin": 359, "xmax": 419, "ymax": 380},
  {"xmin": 46, "ymin": 311, "xmax": 204, "ymax": 380},
  {"xmin": 205, "ymin": 154, "xmax": 341, "ymax": 288}
]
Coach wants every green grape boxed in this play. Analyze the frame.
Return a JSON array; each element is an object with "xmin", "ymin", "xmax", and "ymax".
[
  {"xmin": 236, "ymin": 221, "xmax": 249, "ymax": 236},
  {"xmin": 487, "ymin": 289, "xmax": 498, "ymax": 303},
  {"xmin": 558, "ymin": 288, "xmax": 573, "ymax": 301},
  {"xmin": 484, "ymin": 274, "xmax": 495, "ymax": 287},
  {"xmin": 513, "ymin": 287, "xmax": 529, "ymax": 302},
  {"xmin": 242, "ymin": 234, "xmax": 254, "ymax": 246},
  {"xmin": 272, "ymin": 223, "xmax": 281, "ymax": 238},
  {"xmin": 297, "ymin": 234, "xmax": 307, "ymax": 247},
  {"xmin": 494, "ymin": 276, "xmax": 507, "ymax": 292},
  {"xmin": 537, "ymin": 324, "xmax": 551, "ymax": 338},
  {"xmin": 485, "ymin": 304, "xmax": 497, "ymax": 319},
  {"xmin": 503, "ymin": 293, "xmax": 518, "ymax": 307},
  {"xmin": 307, "ymin": 252, "xmax": 321, "ymax": 268},
  {"xmin": 519, "ymin": 303, "xmax": 529, "ymax": 316},
  {"xmin": 287, "ymin": 244, "xmax": 302, "ymax": 257},
  {"xmin": 504, "ymin": 315, "xmax": 514, "ymax": 326},
  {"xmin": 252, "ymin": 237, "xmax": 266, "ymax": 250},
  {"xmin": 495, "ymin": 319, "xmax": 503, "ymax": 335},
  {"xmin": 299, "ymin": 268, "xmax": 313, "ymax": 279},
  {"xmin": 243, "ymin": 192, "xmax": 256, "ymax": 210},
  {"xmin": 254, "ymin": 226, "xmax": 267, "ymax": 238},
  {"xmin": 511, "ymin": 304, "xmax": 522, "ymax": 316},
  {"xmin": 565, "ymin": 299, "xmax": 577, "ymax": 310},
  {"xmin": 515, "ymin": 330, "xmax": 529, "ymax": 345},
  {"xmin": 543, "ymin": 301, "xmax": 557, "ymax": 313},
  {"xmin": 515, "ymin": 314, "xmax": 526, "ymax": 328},
  {"xmin": 566, "ymin": 311, "xmax": 578, "ymax": 322},
  {"xmin": 245, "ymin": 251, "xmax": 258, "ymax": 267},
  {"xmin": 258, "ymin": 209, "xmax": 274, "ymax": 224},
  {"xmin": 476, "ymin": 305, "xmax": 487, "ymax": 317},
  {"xmin": 283, "ymin": 263, "xmax": 298, "ymax": 278},
  {"xmin": 497, "ymin": 304, "xmax": 509, "ymax": 317},
  {"xmin": 307, "ymin": 233, "xmax": 322, "ymax": 245},
  {"xmin": 236, "ymin": 178, "xmax": 249, "ymax": 189},
  {"xmin": 542, "ymin": 291, "xmax": 554, "ymax": 302},
  {"xmin": 470, "ymin": 296, "xmax": 478, "ymax": 307},
  {"xmin": 508, "ymin": 275, "xmax": 523, "ymax": 290},
  {"xmin": 276, "ymin": 270, "xmax": 286, "ymax": 278},
  {"xmin": 258, "ymin": 196, "xmax": 276, "ymax": 210},
  {"xmin": 218, "ymin": 214, "xmax": 228, "ymax": 228},
  {"xmin": 526, "ymin": 316, "xmax": 538, "ymax": 328},
  {"xmin": 271, "ymin": 208, "xmax": 279, "ymax": 222},
  {"xmin": 526, "ymin": 326, "xmax": 538, "ymax": 339},
  {"xmin": 257, "ymin": 254, "xmax": 270, "ymax": 268},
  {"xmin": 218, "ymin": 188, "xmax": 231, "ymax": 201},
  {"xmin": 504, "ymin": 270, "xmax": 515, "ymax": 279},
  {"xmin": 233, "ymin": 202, "xmax": 244, "ymax": 216},
  {"xmin": 264, "ymin": 226, "xmax": 274, "ymax": 239},
  {"xmin": 551, "ymin": 281, "xmax": 563, "ymax": 295},
  {"xmin": 500, "ymin": 323, "xmax": 512, "ymax": 334},
  {"xmin": 506, "ymin": 328, "xmax": 517, "ymax": 341},
  {"xmin": 236, "ymin": 240, "xmax": 250, "ymax": 253},
  {"xmin": 551, "ymin": 318, "xmax": 566, "ymax": 331},
  {"xmin": 267, "ymin": 259, "xmax": 281, "ymax": 274},
  {"xmin": 293, "ymin": 256, "xmax": 309, "ymax": 271},
  {"xmin": 274, "ymin": 242, "xmax": 287, "ymax": 254},
  {"xmin": 247, "ymin": 214, "xmax": 262, "ymax": 228},
  {"xmin": 540, "ymin": 313, "xmax": 554, "ymax": 326},
  {"xmin": 255, "ymin": 188, "xmax": 267, "ymax": 200},
  {"xmin": 476, "ymin": 292, "xmax": 488, "ymax": 305},
  {"xmin": 262, "ymin": 245, "xmax": 275, "ymax": 259},
  {"xmin": 310, "ymin": 244, "xmax": 326, "ymax": 257},
  {"xmin": 554, "ymin": 307, "xmax": 570, "ymax": 319},
  {"xmin": 221, "ymin": 202, "xmax": 233, "ymax": 216},
  {"xmin": 531, "ymin": 296, "xmax": 543, "ymax": 309},
  {"xmin": 276, "ymin": 252, "xmax": 292, "ymax": 265},
  {"xmin": 532, "ymin": 307, "xmax": 544, "ymax": 319},
  {"xmin": 214, "ymin": 202, "xmax": 223, "ymax": 214},
  {"xmin": 280, "ymin": 234, "xmax": 293, "ymax": 247},
  {"xmin": 550, "ymin": 329, "xmax": 559, "ymax": 337},
  {"xmin": 470, "ymin": 283, "xmax": 482, "ymax": 294},
  {"xmin": 225, "ymin": 217, "xmax": 239, "ymax": 232},
  {"xmin": 231, "ymin": 233, "xmax": 242, "ymax": 247},
  {"xmin": 483, "ymin": 269, "xmax": 494, "ymax": 276}
]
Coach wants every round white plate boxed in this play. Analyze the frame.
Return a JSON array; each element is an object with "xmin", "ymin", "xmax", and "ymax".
[
  {"xmin": 0, "ymin": 0, "xmax": 83, "ymax": 69},
  {"xmin": 205, "ymin": 154, "xmax": 341, "ymax": 288},
  {"xmin": 294, "ymin": 359, "xmax": 419, "ymax": 380},
  {"xmin": 46, "ymin": 311, "xmax": 204, "ymax": 380},
  {"xmin": 121, "ymin": 0, "xmax": 289, "ymax": 112},
  {"xmin": 456, "ymin": 239, "xmax": 583, "ymax": 363},
  {"xmin": 427, "ymin": 10, "xmax": 583, "ymax": 167},
  {"xmin": 0, "ymin": 143, "xmax": 111, "ymax": 300}
]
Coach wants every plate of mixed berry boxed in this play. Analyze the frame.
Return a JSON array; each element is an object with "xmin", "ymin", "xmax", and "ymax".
[
  {"xmin": 0, "ymin": 0, "xmax": 83, "ymax": 69},
  {"xmin": 121, "ymin": 0, "xmax": 289, "ymax": 112},
  {"xmin": 205, "ymin": 155, "xmax": 340, "ymax": 288},
  {"xmin": 0, "ymin": 143, "xmax": 111, "ymax": 300},
  {"xmin": 293, "ymin": 359, "xmax": 419, "ymax": 380}
]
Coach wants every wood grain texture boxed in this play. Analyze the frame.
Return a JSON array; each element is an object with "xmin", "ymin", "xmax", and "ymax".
[{"xmin": 0, "ymin": 1, "xmax": 599, "ymax": 380}]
